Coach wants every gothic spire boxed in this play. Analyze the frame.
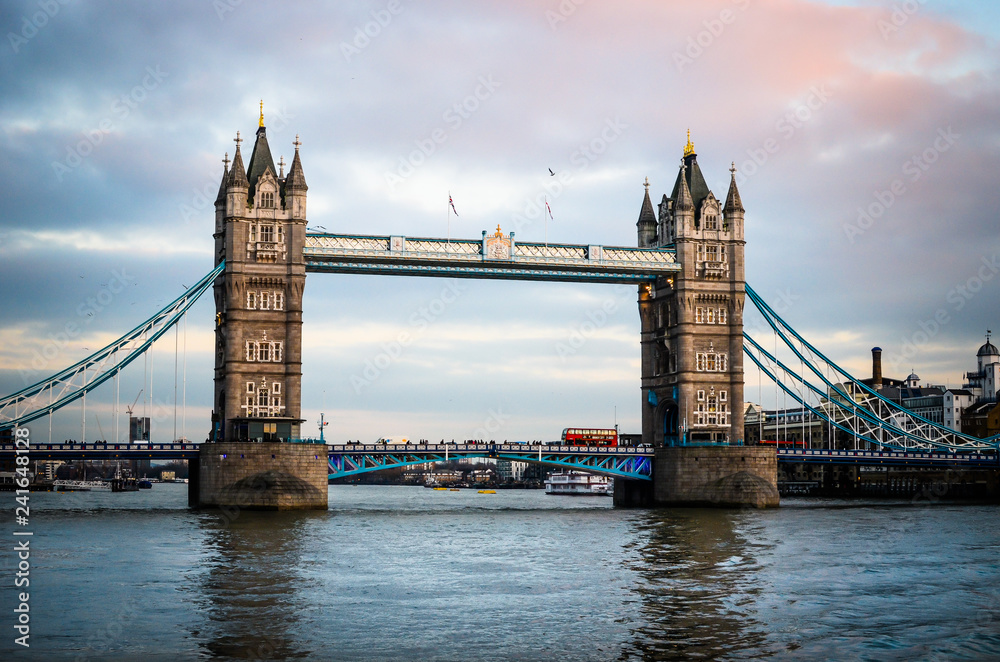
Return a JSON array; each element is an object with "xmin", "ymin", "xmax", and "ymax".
[
  {"xmin": 215, "ymin": 151, "xmax": 230, "ymax": 205},
  {"xmin": 636, "ymin": 176, "xmax": 657, "ymax": 247},
  {"xmin": 227, "ymin": 132, "xmax": 249, "ymax": 189},
  {"xmin": 671, "ymin": 131, "xmax": 710, "ymax": 218},
  {"xmin": 674, "ymin": 161, "xmax": 693, "ymax": 212},
  {"xmin": 637, "ymin": 177, "xmax": 656, "ymax": 226},
  {"xmin": 284, "ymin": 134, "xmax": 307, "ymax": 191},
  {"xmin": 724, "ymin": 162, "xmax": 744, "ymax": 213},
  {"xmin": 246, "ymin": 117, "xmax": 276, "ymax": 200}
]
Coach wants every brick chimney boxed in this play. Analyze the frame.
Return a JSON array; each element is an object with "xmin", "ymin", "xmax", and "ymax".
[{"xmin": 871, "ymin": 347, "xmax": 883, "ymax": 389}]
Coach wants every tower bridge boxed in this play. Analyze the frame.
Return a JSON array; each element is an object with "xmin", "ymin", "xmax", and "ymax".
[
  {"xmin": 3, "ymin": 111, "xmax": 997, "ymax": 509},
  {"xmin": 199, "ymin": 115, "xmax": 767, "ymax": 509}
]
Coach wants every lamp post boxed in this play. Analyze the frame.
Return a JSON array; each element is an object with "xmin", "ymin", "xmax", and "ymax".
[{"xmin": 318, "ymin": 413, "xmax": 328, "ymax": 443}]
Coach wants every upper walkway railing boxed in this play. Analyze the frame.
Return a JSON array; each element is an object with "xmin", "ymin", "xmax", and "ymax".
[{"xmin": 304, "ymin": 231, "xmax": 679, "ymax": 283}]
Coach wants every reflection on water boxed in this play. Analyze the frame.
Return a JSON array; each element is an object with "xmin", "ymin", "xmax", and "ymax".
[
  {"xmin": 623, "ymin": 510, "xmax": 775, "ymax": 660},
  {"xmin": 190, "ymin": 511, "xmax": 327, "ymax": 660},
  {"xmin": 4, "ymin": 486, "xmax": 999, "ymax": 660}
]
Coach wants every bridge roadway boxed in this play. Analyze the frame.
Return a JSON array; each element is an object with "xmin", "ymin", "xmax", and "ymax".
[
  {"xmin": 2, "ymin": 443, "xmax": 996, "ymax": 475},
  {"xmin": 0, "ymin": 442, "xmax": 655, "ymax": 480}
]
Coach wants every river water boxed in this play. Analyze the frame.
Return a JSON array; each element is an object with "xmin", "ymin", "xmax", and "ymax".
[{"xmin": 1, "ymin": 484, "xmax": 998, "ymax": 661}]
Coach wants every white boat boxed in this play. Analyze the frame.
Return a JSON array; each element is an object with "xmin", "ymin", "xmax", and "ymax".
[
  {"xmin": 53, "ymin": 479, "xmax": 112, "ymax": 492},
  {"xmin": 544, "ymin": 471, "xmax": 612, "ymax": 496}
]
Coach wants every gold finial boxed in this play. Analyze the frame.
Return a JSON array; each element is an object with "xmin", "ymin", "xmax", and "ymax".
[
  {"xmin": 494, "ymin": 224, "xmax": 503, "ymax": 237},
  {"xmin": 643, "ymin": 176, "xmax": 650, "ymax": 190},
  {"xmin": 683, "ymin": 129, "xmax": 695, "ymax": 157},
  {"xmin": 259, "ymin": 100, "xmax": 264, "ymax": 127}
]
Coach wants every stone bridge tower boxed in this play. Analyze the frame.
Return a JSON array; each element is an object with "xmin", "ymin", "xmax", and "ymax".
[
  {"xmin": 191, "ymin": 106, "xmax": 326, "ymax": 510},
  {"xmin": 619, "ymin": 133, "xmax": 776, "ymax": 507},
  {"xmin": 212, "ymin": 108, "xmax": 307, "ymax": 444},
  {"xmin": 638, "ymin": 134, "xmax": 746, "ymax": 447}
]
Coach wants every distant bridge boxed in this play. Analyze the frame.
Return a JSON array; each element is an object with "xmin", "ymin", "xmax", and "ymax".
[
  {"xmin": 324, "ymin": 443, "xmax": 654, "ymax": 480},
  {"xmin": 776, "ymin": 447, "xmax": 999, "ymax": 469},
  {"xmin": 5, "ymin": 443, "xmax": 997, "ymax": 478},
  {"xmin": 0, "ymin": 441, "xmax": 654, "ymax": 480}
]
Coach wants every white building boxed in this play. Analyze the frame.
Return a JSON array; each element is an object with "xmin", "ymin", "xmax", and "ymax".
[
  {"xmin": 964, "ymin": 335, "xmax": 1000, "ymax": 403},
  {"xmin": 943, "ymin": 389, "xmax": 975, "ymax": 431}
]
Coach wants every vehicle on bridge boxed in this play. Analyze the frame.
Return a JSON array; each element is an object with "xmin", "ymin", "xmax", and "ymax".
[
  {"xmin": 759, "ymin": 439, "xmax": 808, "ymax": 449},
  {"xmin": 561, "ymin": 428, "xmax": 618, "ymax": 446}
]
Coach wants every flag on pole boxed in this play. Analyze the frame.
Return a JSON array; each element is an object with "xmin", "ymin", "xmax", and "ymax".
[
  {"xmin": 449, "ymin": 194, "xmax": 459, "ymax": 217},
  {"xmin": 545, "ymin": 197, "xmax": 553, "ymax": 220}
]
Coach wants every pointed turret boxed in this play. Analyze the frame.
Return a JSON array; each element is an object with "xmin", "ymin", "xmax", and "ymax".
[
  {"xmin": 724, "ymin": 162, "xmax": 744, "ymax": 214},
  {"xmin": 671, "ymin": 132, "xmax": 711, "ymax": 221},
  {"xmin": 228, "ymin": 134, "xmax": 249, "ymax": 189},
  {"xmin": 215, "ymin": 152, "xmax": 229, "ymax": 207},
  {"xmin": 723, "ymin": 162, "xmax": 745, "ymax": 240},
  {"xmin": 283, "ymin": 135, "xmax": 307, "ymax": 219},
  {"xmin": 285, "ymin": 136, "xmax": 307, "ymax": 190},
  {"xmin": 225, "ymin": 132, "xmax": 249, "ymax": 217},
  {"xmin": 246, "ymin": 123, "xmax": 277, "ymax": 202},
  {"xmin": 674, "ymin": 161, "xmax": 693, "ymax": 212},
  {"xmin": 637, "ymin": 177, "xmax": 658, "ymax": 247}
]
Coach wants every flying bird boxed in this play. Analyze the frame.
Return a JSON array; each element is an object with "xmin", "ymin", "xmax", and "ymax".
[{"xmin": 548, "ymin": 168, "xmax": 555, "ymax": 176}]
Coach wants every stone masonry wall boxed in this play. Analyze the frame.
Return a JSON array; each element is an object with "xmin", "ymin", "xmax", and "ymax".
[
  {"xmin": 653, "ymin": 446, "xmax": 778, "ymax": 507},
  {"xmin": 197, "ymin": 441, "xmax": 328, "ymax": 510}
]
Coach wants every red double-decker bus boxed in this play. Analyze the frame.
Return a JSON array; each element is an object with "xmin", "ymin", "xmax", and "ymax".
[
  {"xmin": 759, "ymin": 439, "xmax": 808, "ymax": 449},
  {"xmin": 561, "ymin": 428, "xmax": 618, "ymax": 446}
]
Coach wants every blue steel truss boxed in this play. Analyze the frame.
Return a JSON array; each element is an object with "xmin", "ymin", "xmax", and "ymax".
[
  {"xmin": 327, "ymin": 444, "xmax": 653, "ymax": 480},
  {"xmin": 744, "ymin": 284, "xmax": 1000, "ymax": 452},
  {"xmin": 0, "ymin": 263, "xmax": 224, "ymax": 432}
]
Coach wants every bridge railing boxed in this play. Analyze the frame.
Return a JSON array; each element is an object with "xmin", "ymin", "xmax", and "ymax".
[{"xmin": 303, "ymin": 232, "xmax": 680, "ymax": 281}]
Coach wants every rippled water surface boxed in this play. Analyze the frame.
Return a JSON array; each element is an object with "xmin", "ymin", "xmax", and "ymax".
[{"xmin": 1, "ymin": 485, "xmax": 998, "ymax": 660}]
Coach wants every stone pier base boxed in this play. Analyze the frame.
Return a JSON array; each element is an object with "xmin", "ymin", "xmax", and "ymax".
[
  {"xmin": 194, "ymin": 442, "xmax": 328, "ymax": 510},
  {"xmin": 615, "ymin": 446, "xmax": 779, "ymax": 508}
]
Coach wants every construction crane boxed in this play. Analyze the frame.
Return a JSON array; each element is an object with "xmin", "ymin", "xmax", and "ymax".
[
  {"xmin": 125, "ymin": 390, "xmax": 148, "ymax": 443},
  {"xmin": 125, "ymin": 389, "xmax": 143, "ymax": 416}
]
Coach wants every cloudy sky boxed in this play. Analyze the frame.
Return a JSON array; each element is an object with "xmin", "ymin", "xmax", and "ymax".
[{"xmin": 2, "ymin": 0, "xmax": 999, "ymax": 443}]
